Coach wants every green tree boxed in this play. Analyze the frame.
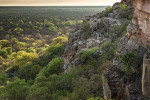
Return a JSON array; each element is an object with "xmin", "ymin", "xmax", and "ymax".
[
  {"xmin": 0, "ymin": 78, "xmax": 29, "ymax": 100},
  {"xmin": 18, "ymin": 20, "xmax": 24, "ymax": 25},
  {"xmin": 0, "ymin": 26, "xmax": 4, "ymax": 31},
  {"xmin": 14, "ymin": 27, "xmax": 23, "ymax": 34},
  {"xmin": 49, "ymin": 26, "xmax": 57, "ymax": 32},
  {"xmin": 39, "ymin": 57, "xmax": 64, "ymax": 77},
  {"xmin": 15, "ymin": 51, "xmax": 38, "ymax": 68},
  {"xmin": 18, "ymin": 63, "xmax": 42, "ymax": 80}
]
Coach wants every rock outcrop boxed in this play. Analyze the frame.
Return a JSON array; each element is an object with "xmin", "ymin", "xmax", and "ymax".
[
  {"xmin": 103, "ymin": 0, "xmax": 150, "ymax": 99},
  {"xmin": 63, "ymin": 2, "xmax": 133, "ymax": 72},
  {"xmin": 128, "ymin": 0, "xmax": 150, "ymax": 98},
  {"xmin": 142, "ymin": 53, "xmax": 150, "ymax": 97},
  {"xmin": 128, "ymin": 0, "xmax": 150, "ymax": 50}
]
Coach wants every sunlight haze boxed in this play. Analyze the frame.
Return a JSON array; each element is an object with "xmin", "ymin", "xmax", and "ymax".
[{"xmin": 0, "ymin": 0, "xmax": 121, "ymax": 6}]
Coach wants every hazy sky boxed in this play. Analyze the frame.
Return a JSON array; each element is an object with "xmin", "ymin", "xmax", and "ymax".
[{"xmin": 0, "ymin": 0, "xmax": 121, "ymax": 6}]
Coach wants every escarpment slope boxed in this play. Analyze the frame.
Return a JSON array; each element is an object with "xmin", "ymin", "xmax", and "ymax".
[
  {"xmin": 103, "ymin": 0, "xmax": 150, "ymax": 100},
  {"xmin": 64, "ymin": 0, "xmax": 150, "ymax": 99},
  {"xmin": 63, "ymin": 1, "xmax": 133, "ymax": 72}
]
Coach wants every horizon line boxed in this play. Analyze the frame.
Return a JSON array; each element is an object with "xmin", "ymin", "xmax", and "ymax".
[{"xmin": 0, "ymin": 5, "xmax": 110, "ymax": 7}]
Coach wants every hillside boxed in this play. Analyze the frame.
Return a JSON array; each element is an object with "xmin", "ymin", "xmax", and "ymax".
[{"xmin": 0, "ymin": 0, "xmax": 150, "ymax": 100}]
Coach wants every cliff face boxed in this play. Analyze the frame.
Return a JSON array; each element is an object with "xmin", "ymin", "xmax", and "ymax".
[
  {"xmin": 129, "ymin": 0, "xmax": 150, "ymax": 97},
  {"xmin": 130, "ymin": 0, "xmax": 150, "ymax": 97},
  {"xmin": 128, "ymin": 0, "xmax": 150, "ymax": 50},
  {"xmin": 103, "ymin": 0, "xmax": 150, "ymax": 99}
]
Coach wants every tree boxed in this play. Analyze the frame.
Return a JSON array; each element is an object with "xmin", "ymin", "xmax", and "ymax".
[
  {"xmin": 49, "ymin": 26, "xmax": 57, "ymax": 32},
  {"xmin": 0, "ymin": 26, "xmax": 4, "ymax": 31},
  {"xmin": 52, "ymin": 36, "xmax": 68, "ymax": 45},
  {"xmin": 14, "ymin": 27, "xmax": 23, "ymax": 34},
  {"xmin": 18, "ymin": 63, "xmax": 42, "ymax": 80},
  {"xmin": 39, "ymin": 57, "xmax": 64, "ymax": 77},
  {"xmin": 0, "ymin": 78, "xmax": 29, "ymax": 100},
  {"xmin": 15, "ymin": 51, "xmax": 38, "ymax": 68},
  {"xmin": 18, "ymin": 20, "xmax": 24, "ymax": 25}
]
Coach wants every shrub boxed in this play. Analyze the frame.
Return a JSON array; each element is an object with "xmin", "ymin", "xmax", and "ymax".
[
  {"xmin": 17, "ymin": 42, "xmax": 26, "ymax": 48},
  {"xmin": 52, "ymin": 36, "xmax": 68, "ymax": 45},
  {"xmin": 120, "ymin": 51, "xmax": 137, "ymax": 77},
  {"xmin": 27, "ymin": 73, "xmax": 73, "ymax": 100},
  {"xmin": 26, "ymin": 75, "xmax": 50, "ymax": 100},
  {"xmin": 0, "ymin": 40, "xmax": 9, "ymax": 47},
  {"xmin": 109, "ymin": 25, "xmax": 127, "ymax": 38},
  {"xmin": 39, "ymin": 44, "xmax": 65, "ymax": 66},
  {"xmin": 5, "ymin": 47, "xmax": 12, "ymax": 55},
  {"xmin": 78, "ymin": 47, "xmax": 100, "ymax": 62},
  {"xmin": 0, "ymin": 26, "xmax": 3, "ymax": 31},
  {"xmin": 18, "ymin": 63, "xmax": 42, "ymax": 80},
  {"xmin": 15, "ymin": 51, "xmax": 38, "ymax": 68},
  {"xmin": 106, "ymin": 6, "xmax": 113, "ymax": 13},
  {"xmin": 0, "ymin": 78, "xmax": 29, "ymax": 100},
  {"xmin": 11, "ymin": 38, "xmax": 18, "ymax": 43},
  {"xmin": 14, "ymin": 27, "xmax": 23, "ymax": 34},
  {"xmin": 0, "ymin": 73, "xmax": 7, "ymax": 86},
  {"xmin": 49, "ymin": 26, "xmax": 57, "ymax": 32},
  {"xmin": 119, "ymin": 4, "xmax": 128, "ymax": 12},
  {"xmin": 61, "ymin": 21, "xmax": 76, "ymax": 26},
  {"xmin": 0, "ymin": 49, "xmax": 7, "ymax": 58},
  {"xmin": 81, "ymin": 23, "xmax": 91, "ymax": 38},
  {"xmin": 0, "ymin": 56, "xmax": 3, "ymax": 63},
  {"xmin": 119, "ymin": 4, "xmax": 129, "ymax": 18},
  {"xmin": 18, "ymin": 20, "xmax": 24, "ymax": 25},
  {"xmin": 40, "ymin": 57, "xmax": 64, "ymax": 77}
]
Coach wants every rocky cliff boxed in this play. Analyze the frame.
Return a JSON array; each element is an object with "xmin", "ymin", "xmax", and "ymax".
[
  {"xmin": 103, "ymin": 0, "xmax": 150, "ymax": 100},
  {"xmin": 129, "ymin": 0, "xmax": 150, "ymax": 98},
  {"xmin": 63, "ymin": 0, "xmax": 150, "ymax": 99},
  {"xmin": 63, "ymin": 1, "xmax": 133, "ymax": 72}
]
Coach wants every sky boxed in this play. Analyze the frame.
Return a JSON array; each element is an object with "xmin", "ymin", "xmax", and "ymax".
[{"xmin": 0, "ymin": 0, "xmax": 121, "ymax": 6}]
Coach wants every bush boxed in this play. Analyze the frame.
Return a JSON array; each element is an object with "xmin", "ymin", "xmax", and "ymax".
[
  {"xmin": 0, "ymin": 40, "xmax": 9, "ymax": 47},
  {"xmin": 106, "ymin": 6, "xmax": 113, "ymax": 13},
  {"xmin": 78, "ymin": 47, "xmax": 100, "ymax": 62},
  {"xmin": 5, "ymin": 47, "xmax": 12, "ymax": 55},
  {"xmin": 11, "ymin": 38, "xmax": 18, "ymax": 43},
  {"xmin": 119, "ymin": 4, "xmax": 128, "ymax": 12},
  {"xmin": 81, "ymin": 23, "xmax": 91, "ymax": 38},
  {"xmin": 26, "ymin": 75, "xmax": 50, "ymax": 100},
  {"xmin": 0, "ymin": 49, "xmax": 7, "ymax": 58},
  {"xmin": 52, "ymin": 36, "xmax": 68, "ymax": 45},
  {"xmin": 14, "ymin": 27, "xmax": 23, "ymax": 34},
  {"xmin": 49, "ymin": 26, "xmax": 57, "ymax": 32},
  {"xmin": 18, "ymin": 63, "xmax": 42, "ymax": 80},
  {"xmin": 15, "ymin": 51, "xmax": 38, "ymax": 68},
  {"xmin": 0, "ymin": 56, "xmax": 3, "ymax": 63},
  {"xmin": 0, "ymin": 26, "xmax": 3, "ymax": 31},
  {"xmin": 18, "ymin": 20, "xmax": 24, "ymax": 25},
  {"xmin": 39, "ymin": 57, "xmax": 64, "ymax": 77},
  {"xmin": 120, "ymin": 51, "xmax": 137, "ymax": 77},
  {"xmin": 0, "ymin": 78, "xmax": 29, "ymax": 100},
  {"xmin": 39, "ymin": 44, "xmax": 65, "ymax": 66},
  {"xmin": 0, "ymin": 73, "xmax": 7, "ymax": 86},
  {"xmin": 119, "ymin": 4, "xmax": 129, "ymax": 18},
  {"xmin": 100, "ymin": 41, "xmax": 116, "ymax": 61},
  {"xmin": 27, "ymin": 73, "xmax": 73, "ymax": 100}
]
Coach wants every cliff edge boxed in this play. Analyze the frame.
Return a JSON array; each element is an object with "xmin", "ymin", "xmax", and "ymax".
[{"xmin": 103, "ymin": 0, "xmax": 150, "ymax": 99}]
